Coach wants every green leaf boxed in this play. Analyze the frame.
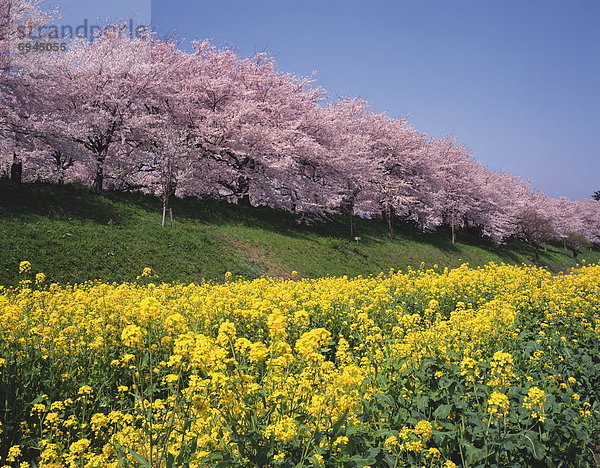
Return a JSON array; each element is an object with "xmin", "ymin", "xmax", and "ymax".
[
  {"xmin": 416, "ymin": 394, "xmax": 430, "ymax": 411},
  {"xmin": 463, "ymin": 441, "xmax": 486, "ymax": 464},
  {"xmin": 433, "ymin": 404, "xmax": 452, "ymax": 419},
  {"xmin": 166, "ymin": 451, "xmax": 175, "ymax": 468},
  {"xmin": 330, "ymin": 408, "xmax": 349, "ymax": 438},
  {"xmin": 373, "ymin": 393, "xmax": 395, "ymax": 407},
  {"xmin": 523, "ymin": 433, "xmax": 546, "ymax": 460},
  {"xmin": 126, "ymin": 447, "xmax": 152, "ymax": 468}
]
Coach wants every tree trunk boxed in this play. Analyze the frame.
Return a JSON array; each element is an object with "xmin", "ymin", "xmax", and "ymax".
[
  {"xmin": 451, "ymin": 221, "xmax": 456, "ymax": 245},
  {"xmin": 161, "ymin": 177, "xmax": 177, "ymax": 227},
  {"xmin": 239, "ymin": 194, "xmax": 251, "ymax": 206},
  {"xmin": 386, "ymin": 205, "xmax": 394, "ymax": 239},
  {"xmin": 57, "ymin": 163, "xmax": 66, "ymax": 185},
  {"xmin": 342, "ymin": 195, "xmax": 356, "ymax": 238},
  {"xmin": 10, "ymin": 154, "xmax": 22, "ymax": 183},
  {"xmin": 532, "ymin": 243, "xmax": 540, "ymax": 262},
  {"xmin": 161, "ymin": 191, "xmax": 170, "ymax": 227},
  {"xmin": 53, "ymin": 151, "xmax": 71, "ymax": 185},
  {"xmin": 94, "ymin": 164, "xmax": 104, "ymax": 191},
  {"xmin": 93, "ymin": 153, "xmax": 107, "ymax": 191},
  {"xmin": 236, "ymin": 175, "xmax": 252, "ymax": 206}
]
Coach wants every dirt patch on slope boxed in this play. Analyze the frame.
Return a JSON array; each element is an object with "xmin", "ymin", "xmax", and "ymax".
[{"xmin": 218, "ymin": 234, "xmax": 290, "ymax": 277}]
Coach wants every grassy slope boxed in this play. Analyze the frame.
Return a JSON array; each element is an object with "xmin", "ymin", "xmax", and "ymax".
[{"xmin": 1, "ymin": 181, "xmax": 598, "ymax": 285}]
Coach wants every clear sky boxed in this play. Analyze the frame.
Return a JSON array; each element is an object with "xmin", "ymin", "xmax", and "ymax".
[{"xmin": 42, "ymin": 0, "xmax": 600, "ymax": 200}]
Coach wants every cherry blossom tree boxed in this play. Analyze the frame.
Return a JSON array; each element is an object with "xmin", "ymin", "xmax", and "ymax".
[
  {"xmin": 465, "ymin": 166, "xmax": 524, "ymax": 244},
  {"xmin": 11, "ymin": 28, "xmax": 182, "ymax": 191},
  {"xmin": 166, "ymin": 42, "xmax": 332, "ymax": 214},
  {"xmin": 421, "ymin": 137, "xmax": 477, "ymax": 244},
  {"xmin": 514, "ymin": 192, "xmax": 558, "ymax": 260},
  {"xmin": 0, "ymin": 0, "xmax": 54, "ymax": 182},
  {"xmin": 314, "ymin": 98, "xmax": 382, "ymax": 235},
  {"xmin": 2, "ymin": 6, "xmax": 596, "ymax": 245},
  {"xmin": 353, "ymin": 114, "xmax": 427, "ymax": 238}
]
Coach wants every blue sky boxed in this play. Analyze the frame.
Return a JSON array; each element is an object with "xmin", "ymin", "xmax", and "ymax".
[{"xmin": 42, "ymin": 0, "xmax": 599, "ymax": 199}]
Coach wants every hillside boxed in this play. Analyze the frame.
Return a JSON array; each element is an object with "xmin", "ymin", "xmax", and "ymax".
[{"xmin": 0, "ymin": 181, "xmax": 598, "ymax": 285}]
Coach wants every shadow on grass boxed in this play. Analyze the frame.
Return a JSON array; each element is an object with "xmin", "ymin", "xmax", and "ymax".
[
  {"xmin": 0, "ymin": 181, "xmax": 138, "ymax": 224},
  {"xmin": 2, "ymin": 181, "xmax": 594, "ymax": 276}
]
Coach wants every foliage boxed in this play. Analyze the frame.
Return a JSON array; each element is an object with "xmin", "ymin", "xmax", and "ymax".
[
  {"xmin": 563, "ymin": 232, "xmax": 591, "ymax": 259},
  {"xmin": 515, "ymin": 207, "xmax": 555, "ymax": 259},
  {"xmin": 1, "ymin": 262, "xmax": 599, "ymax": 466}
]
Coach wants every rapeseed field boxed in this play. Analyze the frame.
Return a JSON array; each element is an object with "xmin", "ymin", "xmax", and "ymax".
[{"xmin": 1, "ymin": 262, "xmax": 598, "ymax": 467}]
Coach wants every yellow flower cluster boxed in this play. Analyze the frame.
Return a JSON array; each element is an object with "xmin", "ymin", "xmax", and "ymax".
[
  {"xmin": 523, "ymin": 386, "xmax": 547, "ymax": 421},
  {"xmin": 1, "ymin": 261, "xmax": 599, "ymax": 467},
  {"xmin": 487, "ymin": 391, "xmax": 510, "ymax": 419},
  {"xmin": 265, "ymin": 416, "xmax": 298, "ymax": 442},
  {"xmin": 487, "ymin": 351, "xmax": 515, "ymax": 388},
  {"xmin": 18, "ymin": 261, "xmax": 31, "ymax": 273},
  {"xmin": 386, "ymin": 420, "xmax": 434, "ymax": 454},
  {"xmin": 120, "ymin": 324, "xmax": 146, "ymax": 348}
]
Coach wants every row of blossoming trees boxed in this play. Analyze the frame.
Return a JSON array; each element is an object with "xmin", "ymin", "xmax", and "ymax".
[{"xmin": 1, "ymin": 1, "xmax": 599, "ymax": 247}]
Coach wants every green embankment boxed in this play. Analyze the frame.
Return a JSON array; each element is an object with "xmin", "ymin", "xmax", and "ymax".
[{"xmin": 1, "ymin": 181, "xmax": 597, "ymax": 285}]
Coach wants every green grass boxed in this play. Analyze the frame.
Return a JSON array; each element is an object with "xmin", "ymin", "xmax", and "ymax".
[{"xmin": 0, "ymin": 181, "xmax": 598, "ymax": 285}]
